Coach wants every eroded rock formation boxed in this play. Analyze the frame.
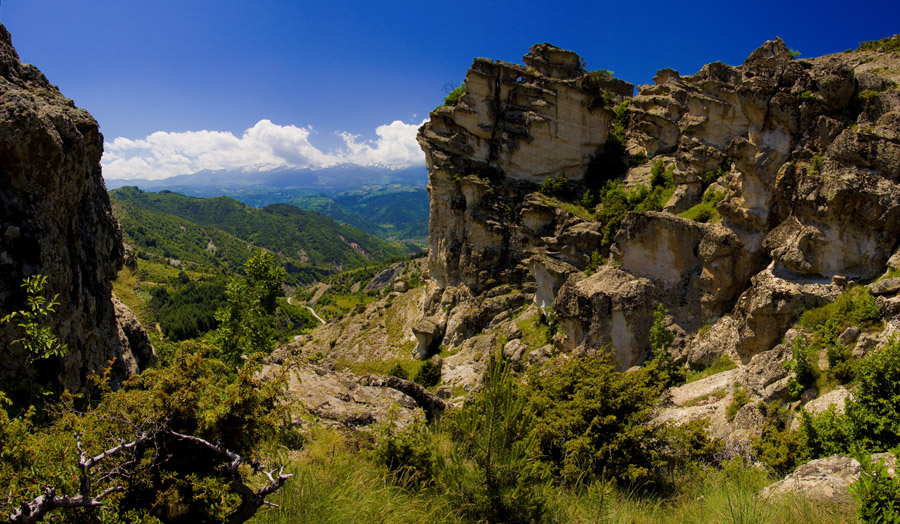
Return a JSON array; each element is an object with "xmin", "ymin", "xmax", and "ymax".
[
  {"xmin": 0, "ymin": 25, "xmax": 153, "ymax": 392},
  {"xmin": 416, "ymin": 38, "xmax": 900, "ymax": 381}
]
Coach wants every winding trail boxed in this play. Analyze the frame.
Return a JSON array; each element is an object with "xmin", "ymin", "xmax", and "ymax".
[{"xmin": 288, "ymin": 296, "xmax": 326, "ymax": 325}]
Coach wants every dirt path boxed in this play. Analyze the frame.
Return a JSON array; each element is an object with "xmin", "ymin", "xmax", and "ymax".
[{"xmin": 287, "ymin": 296, "xmax": 325, "ymax": 325}]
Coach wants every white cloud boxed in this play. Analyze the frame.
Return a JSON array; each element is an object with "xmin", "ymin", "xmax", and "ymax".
[{"xmin": 102, "ymin": 118, "xmax": 427, "ymax": 180}]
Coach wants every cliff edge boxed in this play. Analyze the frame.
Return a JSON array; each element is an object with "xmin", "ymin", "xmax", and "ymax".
[{"xmin": 0, "ymin": 25, "xmax": 153, "ymax": 393}]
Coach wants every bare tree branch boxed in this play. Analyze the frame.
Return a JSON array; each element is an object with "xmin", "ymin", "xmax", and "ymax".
[
  {"xmin": 9, "ymin": 428, "xmax": 290, "ymax": 524},
  {"xmin": 166, "ymin": 431, "xmax": 292, "ymax": 524}
]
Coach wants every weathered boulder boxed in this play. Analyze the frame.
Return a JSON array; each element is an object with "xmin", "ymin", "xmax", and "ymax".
[
  {"xmin": 0, "ymin": 25, "xmax": 152, "ymax": 392},
  {"xmin": 763, "ymin": 453, "xmax": 896, "ymax": 502}
]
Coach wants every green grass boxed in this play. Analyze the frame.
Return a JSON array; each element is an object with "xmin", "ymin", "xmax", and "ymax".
[
  {"xmin": 679, "ymin": 201, "xmax": 721, "ymax": 223},
  {"xmin": 517, "ymin": 314, "xmax": 552, "ymax": 350},
  {"xmin": 250, "ymin": 427, "xmax": 856, "ymax": 524},
  {"xmin": 685, "ymin": 355, "xmax": 738, "ymax": 384},
  {"xmin": 539, "ymin": 194, "xmax": 594, "ymax": 221},
  {"xmin": 253, "ymin": 427, "xmax": 462, "ymax": 524},
  {"xmin": 683, "ymin": 388, "xmax": 727, "ymax": 407},
  {"xmin": 335, "ymin": 357, "xmax": 425, "ymax": 379}
]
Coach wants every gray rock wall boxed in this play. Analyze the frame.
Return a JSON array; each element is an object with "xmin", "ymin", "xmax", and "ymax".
[{"xmin": 0, "ymin": 25, "xmax": 152, "ymax": 392}]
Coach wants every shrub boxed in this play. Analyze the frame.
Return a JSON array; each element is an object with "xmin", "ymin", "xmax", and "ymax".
[
  {"xmin": 584, "ymin": 250, "xmax": 606, "ymax": 276},
  {"xmin": 752, "ymin": 401, "xmax": 809, "ymax": 476},
  {"xmin": 539, "ymin": 175, "xmax": 574, "ymax": 200},
  {"xmin": 373, "ymin": 412, "xmax": 434, "ymax": 488},
  {"xmin": 850, "ymin": 451, "xmax": 900, "ymax": 523},
  {"xmin": 527, "ymin": 351, "xmax": 667, "ymax": 486},
  {"xmin": 857, "ymin": 34, "xmax": 900, "ymax": 53},
  {"xmin": 442, "ymin": 82, "xmax": 465, "ymax": 107},
  {"xmin": 650, "ymin": 159, "xmax": 675, "ymax": 188},
  {"xmin": 414, "ymin": 359, "xmax": 441, "ymax": 388},
  {"xmin": 846, "ymin": 338, "xmax": 900, "ymax": 451},
  {"xmin": 439, "ymin": 355, "xmax": 546, "ymax": 523},
  {"xmin": 801, "ymin": 405, "xmax": 854, "ymax": 458},
  {"xmin": 0, "ymin": 349, "xmax": 290, "ymax": 523},
  {"xmin": 388, "ymin": 363, "xmax": 409, "ymax": 380},
  {"xmin": 726, "ymin": 384, "xmax": 750, "ymax": 421},
  {"xmin": 649, "ymin": 303, "xmax": 674, "ymax": 356},
  {"xmin": 786, "ymin": 336, "xmax": 816, "ymax": 399}
]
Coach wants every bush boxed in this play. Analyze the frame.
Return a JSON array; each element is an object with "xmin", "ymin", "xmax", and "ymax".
[
  {"xmin": 752, "ymin": 401, "xmax": 809, "ymax": 476},
  {"xmin": 388, "ymin": 363, "xmax": 409, "ymax": 380},
  {"xmin": 414, "ymin": 360, "xmax": 441, "ymax": 388},
  {"xmin": 584, "ymin": 250, "xmax": 606, "ymax": 276},
  {"xmin": 527, "ymin": 351, "xmax": 667, "ymax": 486},
  {"xmin": 443, "ymin": 82, "xmax": 465, "ymax": 107},
  {"xmin": 850, "ymin": 452, "xmax": 900, "ymax": 523},
  {"xmin": 726, "ymin": 384, "xmax": 750, "ymax": 421},
  {"xmin": 846, "ymin": 338, "xmax": 900, "ymax": 451},
  {"xmin": 0, "ymin": 349, "xmax": 290, "ymax": 523},
  {"xmin": 439, "ymin": 355, "xmax": 547, "ymax": 523},
  {"xmin": 539, "ymin": 175, "xmax": 574, "ymax": 200},
  {"xmin": 857, "ymin": 34, "xmax": 900, "ymax": 53},
  {"xmin": 786, "ymin": 336, "xmax": 816, "ymax": 399},
  {"xmin": 650, "ymin": 159, "xmax": 675, "ymax": 188},
  {"xmin": 373, "ymin": 413, "xmax": 435, "ymax": 489}
]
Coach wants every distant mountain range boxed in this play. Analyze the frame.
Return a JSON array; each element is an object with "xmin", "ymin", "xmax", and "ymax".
[
  {"xmin": 105, "ymin": 165, "xmax": 430, "ymax": 242},
  {"xmin": 109, "ymin": 186, "xmax": 409, "ymax": 286}
]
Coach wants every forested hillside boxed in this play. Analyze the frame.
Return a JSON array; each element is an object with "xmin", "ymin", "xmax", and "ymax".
[{"xmin": 110, "ymin": 186, "xmax": 408, "ymax": 285}]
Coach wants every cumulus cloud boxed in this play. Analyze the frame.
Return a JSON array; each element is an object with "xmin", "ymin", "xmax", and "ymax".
[{"xmin": 102, "ymin": 118, "xmax": 426, "ymax": 180}]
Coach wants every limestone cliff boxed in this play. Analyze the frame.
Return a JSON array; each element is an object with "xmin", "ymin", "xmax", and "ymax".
[
  {"xmin": 0, "ymin": 25, "xmax": 153, "ymax": 393},
  {"xmin": 416, "ymin": 39, "xmax": 900, "ymax": 382}
]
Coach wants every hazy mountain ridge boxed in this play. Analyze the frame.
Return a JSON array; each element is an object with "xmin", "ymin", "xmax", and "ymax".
[
  {"xmin": 109, "ymin": 186, "xmax": 408, "ymax": 285},
  {"xmin": 105, "ymin": 165, "xmax": 430, "ymax": 242}
]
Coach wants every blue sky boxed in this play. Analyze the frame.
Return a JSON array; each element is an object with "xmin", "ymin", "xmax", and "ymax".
[{"xmin": 2, "ymin": 0, "xmax": 896, "ymax": 179}]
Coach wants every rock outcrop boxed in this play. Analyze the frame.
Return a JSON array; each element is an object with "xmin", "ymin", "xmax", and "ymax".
[
  {"xmin": 417, "ymin": 37, "xmax": 900, "ymax": 375},
  {"xmin": 0, "ymin": 25, "xmax": 152, "ymax": 392}
]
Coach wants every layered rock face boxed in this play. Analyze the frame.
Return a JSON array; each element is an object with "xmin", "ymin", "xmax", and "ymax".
[
  {"xmin": 419, "ymin": 43, "xmax": 633, "ymax": 291},
  {"xmin": 0, "ymin": 25, "xmax": 152, "ymax": 392},
  {"xmin": 417, "ymin": 38, "xmax": 900, "ymax": 376}
]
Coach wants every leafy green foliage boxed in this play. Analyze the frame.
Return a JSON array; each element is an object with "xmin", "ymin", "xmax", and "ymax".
[
  {"xmin": 797, "ymin": 337, "xmax": 900, "ymax": 463},
  {"xmin": 752, "ymin": 401, "xmax": 809, "ymax": 476},
  {"xmin": 850, "ymin": 451, "xmax": 900, "ymax": 524},
  {"xmin": 388, "ymin": 363, "xmax": 409, "ymax": 380},
  {"xmin": 595, "ymin": 169, "xmax": 675, "ymax": 247},
  {"xmin": 846, "ymin": 338, "xmax": 900, "ymax": 451},
  {"xmin": 857, "ymin": 34, "xmax": 900, "ymax": 53},
  {"xmin": 1, "ymin": 275, "xmax": 67, "ymax": 363},
  {"xmin": 725, "ymin": 384, "xmax": 750, "ymax": 422},
  {"xmin": 214, "ymin": 251, "xmax": 287, "ymax": 365},
  {"xmin": 798, "ymin": 285, "xmax": 882, "ymax": 385},
  {"xmin": 584, "ymin": 250, "xmax": 606, "ymax": 275},
  {"xmin": 414, "ymin": 359, "xmax": 442, "ymax": 388},
  {"xmin": 527, "ymin": 351, "xmax": 668, "ymax": 486},
  {"xmin": 439, "ymin": 355, "xmax": 547, "ymax": 523},
  {"xmin": 443, "ymin": 81, "xmax": 466, "ymax": 107},
  {"xmin": 0, "ymin": 349, "xmax": 289, "ymax": 523},
  {"xmin": 539, "ymin": 174, "xmax": 574, "ymax": 200},
  {"xmin": 680, "ymin": 183, "xmax": 727, "ymax": 223},
  {"xmin": 148, "ymin": 274, "xmax": 228, "ymax": 340},
  {"xmin": 650, "ymin": 158, "xmax": 675, "ymax": 188},
  {"xmin": 786, "ymin": 336, "xmax": 817, "ymax": 398},
  {"xmin": 650, "ymin": 303, "xmax": 674, "ymax": 356}
]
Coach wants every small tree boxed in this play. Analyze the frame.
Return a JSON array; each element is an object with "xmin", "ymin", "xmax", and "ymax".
[
  {"xmin": 438, "ymin": 354, "xmax": 546, "ymax": 523},
  {"xmin": 649, "ymin": 303, "xmax": 674, "ymax": 357},
  {"xmin": 1, "ymin": 274, "xmax": 67, "ymax": 363},
  {"xmin": 214, "ymin": 251, "xmax": 287, "ymax": 366}
]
